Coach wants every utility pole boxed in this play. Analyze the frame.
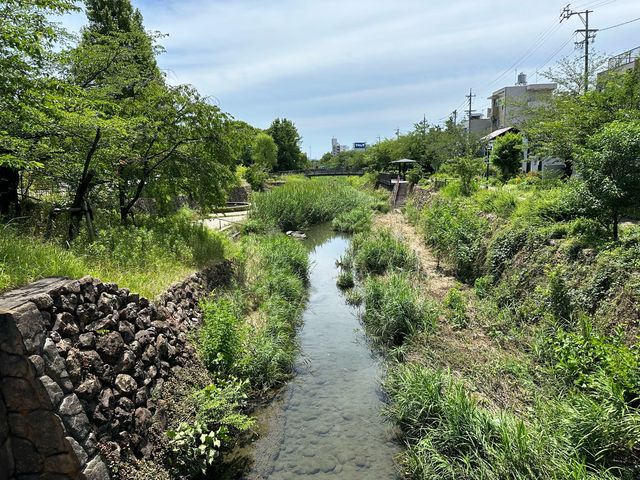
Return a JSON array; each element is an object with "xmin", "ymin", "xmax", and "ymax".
[
  {"xmin": 465, "ymin": 88, "xmax": 476, "ymax": 137},
  {"xmin": 452, "ymin": 109, "xmax": 457, "ymax": 125},
  {"xmin": 560, "ymin": 4, "xmax": 598, "ymax": 93},
  {"xmin": 394, "ymin": 128, "xmax": 400, "ymax": 139}
]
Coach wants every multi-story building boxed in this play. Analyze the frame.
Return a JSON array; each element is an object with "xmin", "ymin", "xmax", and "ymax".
[
  {"xmin": 466, "ymin": 112, "xmax": 492, "ymax": 135},
  {"xmin": 488, "ymin": 74, "xmax": 556, "ymax": 130},
  {"xmin": 331, "ymin": 137, "xmax": 348, "ymax": 156}
]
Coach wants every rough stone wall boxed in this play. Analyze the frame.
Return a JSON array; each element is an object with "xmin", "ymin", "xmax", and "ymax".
[
  {"xmin": 0, "ymin": 262, "xmax": 231, "ymax": 479},
  {"xmin": 409, "ymin": 185, "xmax": 436, "ymax": 211}
]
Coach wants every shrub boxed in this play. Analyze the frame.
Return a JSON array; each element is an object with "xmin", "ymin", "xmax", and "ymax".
[
  {"xmin": 336, "ymin": 269, "xmax": 355, "ymax": 289},
  {"xmin": 331, "ymin": 207, "xmax": 372, "ymax": 233},
  {"xmin": 443, "ymin": 287, "xmax": 468, "ymax": 328},
  {"xmin": 351, "ymin": 229, "xmax": 418, "ymax": 275},
  {"xmin": 420, "ymin": 197, "xmax": 489, "ymax": 280},
  {"xmin": 250, "ymin": 178, "xmax": 376, "ymax": 231},
  {"xmin": 362, "ymin": 273, "xmax": 438, "ymax": 346},
  {"xmin": 167, "ymin": 379, "xmax": 254, "ymax": 476},
  {"xmin": 199, "ymin": 298, "xmax": 244, "ymax": 373}
]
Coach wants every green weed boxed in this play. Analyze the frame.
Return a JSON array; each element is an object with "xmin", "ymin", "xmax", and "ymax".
[{"xmin": 351, "ymin": 229, "xmax": 418, "ymax": 275}]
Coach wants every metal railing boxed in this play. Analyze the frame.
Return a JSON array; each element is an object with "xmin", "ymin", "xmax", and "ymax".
[{"xmin": 608, "ymin": 46, "xmax": 640, "ymax": 69}]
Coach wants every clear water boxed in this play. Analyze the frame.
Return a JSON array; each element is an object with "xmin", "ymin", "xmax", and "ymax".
[{"xmin": 245, "ymin": 226, "xmax": 399, "ymax": 479}]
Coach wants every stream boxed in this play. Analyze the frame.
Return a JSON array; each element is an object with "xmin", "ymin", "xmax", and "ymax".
[{"xmin": 244, "ymin": 225, "xmax": 399, "ymax": 479}]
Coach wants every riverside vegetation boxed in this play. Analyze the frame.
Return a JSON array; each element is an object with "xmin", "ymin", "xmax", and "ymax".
[
  {"xmin": 156, "ymin": 177, "xmax": 384, "ymax": 478},
  {"xmin": 338, "ymin": 174, "xmax": 640, "ymax": 479}
]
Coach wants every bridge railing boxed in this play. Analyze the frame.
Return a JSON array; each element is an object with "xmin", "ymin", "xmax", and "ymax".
[{"xmin": 272, "ymin": 168, "xmax": 365, "ymax": 177}]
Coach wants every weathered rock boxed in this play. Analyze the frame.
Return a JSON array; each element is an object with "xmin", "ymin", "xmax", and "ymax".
[
  {"xmin": 13, "ymin": 302, "xmax": 46, "ymax": 354},
  {"xmin": 114, "ymin": 374, "xmax": 137, "ymax": 395},
  {"xmin": 40, "ymin": 375, "xmax": 64, "ymax": 406},
  {"xmin": 29, "ymin": 354, "xmax": 45, "ymax": 376},
  {"xmin": 117, "ymin": 321, "xmax": 135, "ymax": 344},
  {"xmin": 76, "ymin": 375, "xmax": 102, "ymax": 399},
  {"xmin": 115, "ymin": 350, "xmax": 135, "ymax": 374},
  {"xmin": 134, "ymin": 407, "xmax": 152, "ymax": 433},
  {"xmin": 31, "ymin": 293, "xmax": 54, "ymax": 310},
  {"xmin": 78, "ymin": 332, "xmax": 96, "ymax": 349},
  {"xmin": 52, "ymin": 312, "xmax": 79, "ymax": 337},
  {"xmin": 43, "ymin": 338, "xmax": 74, "ymax": 392},
  {"xmin": 97, "ymin": 292, "xmax": 118, "ymax": 316},
  {"xmin": 96, "ymin": 332, "xmax": 124, "ymax": 363},
  {"xmin": 12, "ymin": 437, "xmax": 42, "ymax": 474},
  {"xmin": 59, "ymin": 394, "xmax": 83, "ymax": 417},
  {"xmin": 83, "ymin": 455, "xmax": 110, "ymax": 480},
  {"xmin": 66, "ymin": 436, "xmax": 88, "ymax": 468}
]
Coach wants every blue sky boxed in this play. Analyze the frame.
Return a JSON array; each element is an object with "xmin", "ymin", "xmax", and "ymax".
[{"xmin": 61, "ymin": 0, "xmax": 639, "ymax": 158}]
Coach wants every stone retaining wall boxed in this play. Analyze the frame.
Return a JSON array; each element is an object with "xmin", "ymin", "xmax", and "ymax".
[
  {"xmin": 409, "ymin": 185, "xmax": 436, "ymax": 211},
  {"xmin": 0, "ymin": 262, "xmax": 232, "ymax": 479}
]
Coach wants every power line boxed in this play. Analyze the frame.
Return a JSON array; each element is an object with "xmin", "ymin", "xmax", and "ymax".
[
  {"xmin": 535, "ymin": 32, "xmax": 578, "ymax": 73},
  {"xmin": 599, "ymin": 16, "xmax": 640, "ymax": 31}
]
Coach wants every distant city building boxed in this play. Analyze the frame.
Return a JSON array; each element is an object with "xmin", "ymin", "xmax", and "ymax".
[
  {"xmin": 488, "ymin": 74, "xmax": 556, "ymax": 130},
  {"xmin": 465, "ymin": 112, "xmax": 492, "ymax": 135},
  {"xmin": 597, "ymin": 46, "xmax": 640, "ymax": 84},
  {"xmin": 331, "ymin": 137, "xmax": 348, "ymax": 156}
]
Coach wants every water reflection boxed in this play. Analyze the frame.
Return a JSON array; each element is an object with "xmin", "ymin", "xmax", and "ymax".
[{"xmin": 245, "ymin": 225, "xmax": 399, "ymax": 479}]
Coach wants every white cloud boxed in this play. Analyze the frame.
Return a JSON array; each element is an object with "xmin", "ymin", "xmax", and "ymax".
[{"xmin": 61, "ymin": 0, "xmax": 640, "ymax": 155}]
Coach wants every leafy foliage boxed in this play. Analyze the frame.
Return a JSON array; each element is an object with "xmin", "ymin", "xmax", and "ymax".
[
  {"xmin": 490, "ymin": 132, "xmax": 523, "ymax": 180},
  {"xmin": 351, "ymin": 229, "xmax": 418, "ymax": 275}
]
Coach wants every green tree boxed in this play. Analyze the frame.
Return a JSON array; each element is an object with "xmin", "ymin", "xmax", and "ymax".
[
  {"xmin": 267, "ymin": 118, "xmax": 304, "ymax": 171},
  {"xmin": 0, "ymin": 0, "xmax": 76, "ymax": 215},
  {"xmin": 251, "ymin": 133, "xmax": 278, "ymax": 170},
  {"xmin": 444, "ymin": 157, "xmax": 484, "ymax": 195},
  {"xmin": 578, "ymin": 120, "xmax": 640, "ymax": 240},
  {"xmin": 490, "ymin": 132, "xmax": 523, "ymax": 180}
]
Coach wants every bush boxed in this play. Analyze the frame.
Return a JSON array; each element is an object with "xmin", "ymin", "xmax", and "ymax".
[
  {"xmin": 362, "ymin": 273, "xmax": 438, "ymax": 346},
  {"xmin": 199, "ymin": 298, "xmax": 244, "ymax": 373},
  {"xmin": 250, "ymin": 178, "xmax": 376, "ymax": 231},
  {"xmin": 420, "ymin": 197, "xmax": 488, "ymax": 281},
  {"xmin": 351, "ymin": 229, "xmax": 418, "ymax": 275},
  {"xmin": 167, "ymin": 379, "xmax": 254, "ymax": 476},
  {"xmin": 443, "ymin": 287, "xmax": 468, "ymax": 328},
  {"xmin": 331, "ymin": 207, "xmax": 372, "ymax": 233},
  {"xmin": 336, "ymin": 269, "xmax": 355, "ymax": 289}
]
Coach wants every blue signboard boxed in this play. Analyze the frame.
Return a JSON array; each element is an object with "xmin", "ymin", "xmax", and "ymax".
[{"xmin": 353, "ymin": 142, "xmax": 367, "ymax": 149}]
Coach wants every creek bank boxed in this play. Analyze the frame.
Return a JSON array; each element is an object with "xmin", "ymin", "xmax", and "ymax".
[
  {"xmin": 0, "ymin": 262, "xmax": 232, "ymax": 479},
  {"xmin": 243, "ymin": 226, "xmax": 399, "ymax": 479}
]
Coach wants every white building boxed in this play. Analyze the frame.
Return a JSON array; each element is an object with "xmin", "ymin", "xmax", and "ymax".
[{"xmin": 331, "ymin": 137, "xmax": 349, "ymax": 156}]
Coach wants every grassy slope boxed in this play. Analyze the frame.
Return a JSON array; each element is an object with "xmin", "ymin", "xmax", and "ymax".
[
  {"xmin": 0, "ymin": 211, "xmax": 230, "ymax": 298},
  {"xmin": 351, "ymin": 177, "xmax": 640, "ymax": 479}
]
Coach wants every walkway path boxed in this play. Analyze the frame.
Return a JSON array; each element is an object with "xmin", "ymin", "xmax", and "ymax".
[
  {"xmin": 374, "ymin": 211, "xmax": 455, "ymax": 300},
  {"xmin": 202, "ymin": 210, "xmax": 248, "ymax": 231}
]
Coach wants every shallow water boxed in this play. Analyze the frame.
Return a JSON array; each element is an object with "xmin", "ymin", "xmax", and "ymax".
[{"xmin": 245, "ymin": 225, "xmax": 399, "ymax": 479}]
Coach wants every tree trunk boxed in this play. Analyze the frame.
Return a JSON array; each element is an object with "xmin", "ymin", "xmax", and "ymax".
[
  {"xmin": 613, "ymin": 210, "xmax": 619, "ymax": 242},
  {"xmin": 0, "ymin": 166, "xmax": 21, "ymax": 216},
  {"xmin": 68, "ymin": 128, "xmax": 101, "ymax": 243}
]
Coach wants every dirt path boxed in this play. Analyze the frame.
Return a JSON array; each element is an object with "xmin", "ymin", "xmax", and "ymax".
[
  {"xmin": 374, "ymin": 211, "xmax": 456, "ymax": 300},
  {"xmin": 375, "ymin": 211, "xmax": 534, "ymax": 412}
]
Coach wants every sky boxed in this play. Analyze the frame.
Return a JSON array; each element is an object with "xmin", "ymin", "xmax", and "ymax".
[{"xmin": 60, "ymin": 0, "xmax": 639, "ymax": 158}]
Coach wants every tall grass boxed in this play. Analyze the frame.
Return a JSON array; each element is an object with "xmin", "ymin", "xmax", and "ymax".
[
  {"xmin": 351, "ymin": 229, "xmax": 418, "ymax": 275},
  {"xmin": 198, "ymin": 233, "xmax": 309, "ymax": 390},
  {"xmin": 250, "ymin": 178, "xmax": 376, "ymax": 231},
  {"xmin": 362, "ymin": 273, "xmax": 438, "ymax": 346},
  {"xmin": 0, "ymin": 211, "xmax": 229, "ymax": 298},
  {"xmin": 385, "ymin": 364, "xmax": 616, "ymax": 480}
]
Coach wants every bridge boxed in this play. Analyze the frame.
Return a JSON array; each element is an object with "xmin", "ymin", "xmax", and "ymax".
[{"xmin": 275, "ymin": 168, "xmax": 366, "ymax": 177}]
